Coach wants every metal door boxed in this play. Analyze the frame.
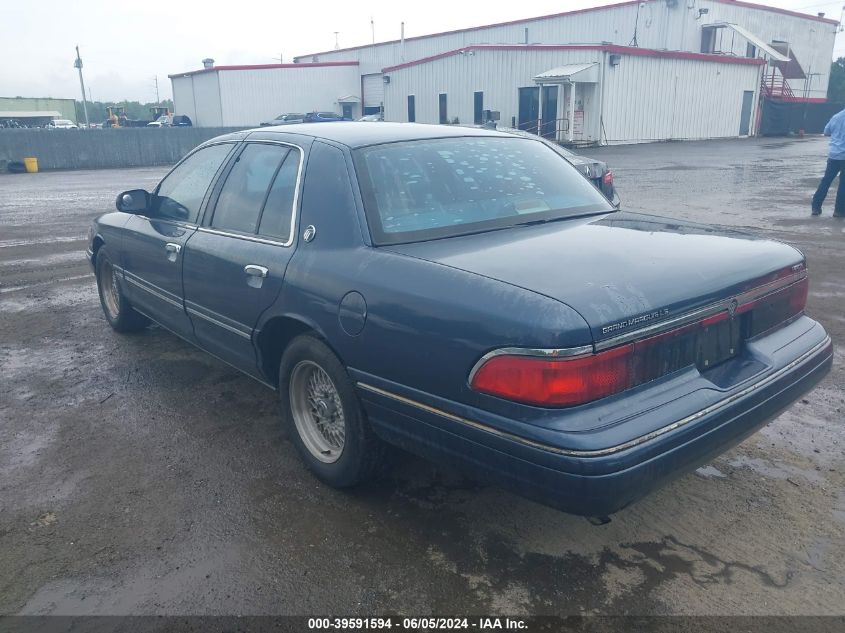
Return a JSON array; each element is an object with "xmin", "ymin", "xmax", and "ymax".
[
  {"xmin": 362, "ymin": 74, "xmax": 384, "ymax": 112},
  {"xmin": 182, "ymin": 141, "xmax": 304, "ymax": 374},
  {"xmin": 518, "ymin": 86, "xmax": 540, "ymax": 133},
  {"xmin": 740, "ymin": 90, "xmax": 754, "ymax": 136},
  {"xmin": 120, "ymin": 142, "xmax": 234, "ymax": 339},
  {"xmin": 540, "ymin": 85, "xmax": 558, "ymax": 139}
]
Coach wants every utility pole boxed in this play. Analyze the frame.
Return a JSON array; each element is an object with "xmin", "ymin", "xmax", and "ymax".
[
  {"xmin": 371, "ymin": 17, "xmax": 375, "ymax": 45},
  {"xmin": 334, "ymin": 31, "xmax": 340, "ymax": 49},
  {"xmin": 74, "ymin": 45, "xmax": 90, "ymax": 128},
  {"xmin": 153, "ymin": 76, "xmax": 160, "ymax": 104}
]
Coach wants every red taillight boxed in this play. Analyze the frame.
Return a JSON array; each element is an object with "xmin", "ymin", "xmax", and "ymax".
[
  {"xmin": 603, "ymin": 171, "xmax": 613, "ymax": 186},
  {"xmin": 470, "ymin": 345, "xmax": 632, "ymax": 407},
  {"xmin": 472, "ymin": 270, "xmax": 810, "ymax": 408},
  {"xmin": 788, "ymin": 276, "xmax": 809, "ymax": 315}
]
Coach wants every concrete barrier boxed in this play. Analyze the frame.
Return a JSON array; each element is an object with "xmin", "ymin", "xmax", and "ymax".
[{"xmin": 0, "ymin": 127, "xmax": 246, "ymax": 171}]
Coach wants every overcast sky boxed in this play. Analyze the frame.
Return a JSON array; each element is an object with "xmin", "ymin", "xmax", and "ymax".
[{"xmin": 2, "ymin": 0, "xmax": 844, "ymax": 103}]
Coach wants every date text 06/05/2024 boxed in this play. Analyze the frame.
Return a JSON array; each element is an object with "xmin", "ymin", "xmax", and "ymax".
[{"xmin": 307, "ymin": 617, "xmax": 528, "ymax": 630}]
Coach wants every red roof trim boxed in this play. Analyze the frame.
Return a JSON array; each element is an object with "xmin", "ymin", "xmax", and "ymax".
[
  {"xmin": 168, "ymin": 61, "xmax": 358, "ymax": 79},
  {"xmin": 382, "ymin": 44, "xmax": 767, "ymax": 73},
  {"xmin": 294, "ymin": 0, "xmax": 837, "ymax": 61}
]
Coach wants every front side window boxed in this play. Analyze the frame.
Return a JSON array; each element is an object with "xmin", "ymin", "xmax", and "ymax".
[
  {"xmin": 211, "ymin": 143, "xmax": 289, "ymax": 234},
  {"xmin": 354, "ymin": 136, "xmax": 614, "ymax": 245},
  {"xmin": 155, "ymin": 143, "xmax": 233, "ymax": 222}
]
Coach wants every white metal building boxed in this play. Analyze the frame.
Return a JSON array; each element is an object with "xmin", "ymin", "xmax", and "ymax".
[
  {"xmin": 171, "ymin": 0, "xmax": 837, "ymax": 143},
  {"xmin": 295, "ymin": 0, "xmax": 837, "ymax": 108},
  {"xmin": 382, "ymin": 44, "xmax": 764, "ymax": 144},
  {"xmin": 169, "ymin": 62, "xmax": 361, "ymax": 127}
]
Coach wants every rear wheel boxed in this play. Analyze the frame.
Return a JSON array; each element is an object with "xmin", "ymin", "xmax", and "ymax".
[
  {"xmin": 95, "ymin": 247, "xmax": 149, "ymax": 333},
  {"xmin": 279, "ymin": 335, "xmax": 387, "ymax": 487}
]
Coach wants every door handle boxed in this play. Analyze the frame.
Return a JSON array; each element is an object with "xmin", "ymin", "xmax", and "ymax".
[
  {"xmin": 244, "ymin": 265, "xmax": 269, "ymax": 278},
  {"xmin": 164, "ymin": 242, "xmax": 181, "ymax": 262}
]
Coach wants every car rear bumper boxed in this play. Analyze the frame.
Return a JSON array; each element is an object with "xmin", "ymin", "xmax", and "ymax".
[{"xmin": 356, "ymin": 321, "xmax": 833, "ymax": 516}]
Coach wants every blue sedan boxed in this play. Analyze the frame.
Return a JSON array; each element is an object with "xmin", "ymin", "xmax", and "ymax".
[{"xmin": 87, "ymin": 123, "xmax": 832, "ymax": 517}]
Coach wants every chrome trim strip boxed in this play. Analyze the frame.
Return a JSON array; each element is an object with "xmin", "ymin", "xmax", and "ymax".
[
  {"xmin": 468, "ymin": 345, "xmax": 593, "ymax": 383},
  {"xmin": 197, "ymin": 227, "xmax": 290, "ymax": 247},
  {"xmin": 201, "ymin": 141, "xmax": 304, "ymax": 247},
  {"xmin": 358, "ymin": 335, "xmax": 830, "ymax": 458},
  {"xmin": 595, "ymin": 270, "xmax": 807, "ymax": 351},
  {"xmin": 124, "ymin": 275, "xmax": 183, "ymax": 309},
  {"xmin": 186, "ymin": 306, "xmax": 251, "ymax": 339},
  {"xmin": 469, "ymin": 271, "xmax": 809, "ymax": 369},
  {"xmin": 135, "ymin": 215, "xmax": 198, "ymax": 230}
]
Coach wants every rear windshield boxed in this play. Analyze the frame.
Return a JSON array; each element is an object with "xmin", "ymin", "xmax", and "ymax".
[{"xmin": 354, "ymin": 136, "xmax": 613, "ymax": 245}]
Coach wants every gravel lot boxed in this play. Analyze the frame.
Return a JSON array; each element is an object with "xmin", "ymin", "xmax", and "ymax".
[{"xmin": 1, "ymin": 136, "xmax": 843, "ymax": 616}]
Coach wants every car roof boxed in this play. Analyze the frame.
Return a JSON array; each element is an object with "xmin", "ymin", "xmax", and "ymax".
[{"xmin": 239, "ymin": 122, "xmax": 519, "ymax": 148}]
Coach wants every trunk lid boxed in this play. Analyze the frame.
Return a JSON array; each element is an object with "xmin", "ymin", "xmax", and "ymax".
[{"xmin": 386, "ymin": 212, "xmax": 804, "ymax": 345}]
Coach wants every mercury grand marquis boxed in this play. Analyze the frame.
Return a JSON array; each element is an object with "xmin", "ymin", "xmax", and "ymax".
[{"xmin": 86, "ymin": 123, "xmax": 833, "ymax": 516}]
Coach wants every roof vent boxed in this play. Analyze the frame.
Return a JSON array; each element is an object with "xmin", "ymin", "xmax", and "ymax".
[
  {"xmin": 818, "ymin": 12, "xmax": 825, "ymax": 17},
  {"xmin": 202, "ymin": 58, "xmax": 215, "ymax": 69}
]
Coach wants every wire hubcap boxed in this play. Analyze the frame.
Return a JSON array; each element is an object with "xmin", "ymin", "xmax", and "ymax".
[
  {"xmin": 100, "ymin": 260, "xmax": 120, "ymax": 320},
  {"xmin": 290, "ymin": 361, "xmax": 345, "ymax": 463}
]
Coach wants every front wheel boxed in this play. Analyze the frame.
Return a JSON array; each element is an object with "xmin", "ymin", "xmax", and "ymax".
[
  {"xmin": 279, "ymin": 335, "xmax": 387, "ymax": 487},
  {"xmin": 95, "ymin": 247, "xmax": 149, "ymax": 333}
]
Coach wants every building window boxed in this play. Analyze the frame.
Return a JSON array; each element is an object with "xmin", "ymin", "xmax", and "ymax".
[
  {"xmin": 439, "ymin": 93, "xmax": 447, "ymax": 124},
  {"xmin": 407, "ymin": 95, "xmax": 416, "ymax": 122},
  {"xmin": 474, "ymin": 91, "xmax": 483, "ymax": 125},
  {"xmin": 746, "ymin": 42, "xmax": 757, "ymax": 58},
  {"xmin": 701, "ymin": 27, "xmax": 717, "ymax": 53}
]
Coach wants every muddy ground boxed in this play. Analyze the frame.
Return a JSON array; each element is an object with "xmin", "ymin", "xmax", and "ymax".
[{"xmin": 0, "ymin": 136, "xmax": 843, "ymax": 616}]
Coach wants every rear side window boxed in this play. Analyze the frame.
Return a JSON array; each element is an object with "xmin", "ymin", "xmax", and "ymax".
[
  {"xmin": 258, "ymin": 148, "xmax": 301, "ymax": 241},
  {"xmin": 155, "ymin": 143, "xmax": 232, "ymax": 223},
  {"xmin": 212, "ymin": 144, "xmax": 289, "ymax": 234}
]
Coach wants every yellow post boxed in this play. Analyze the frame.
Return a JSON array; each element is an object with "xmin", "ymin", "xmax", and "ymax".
[{"xmin": 23, "ymin": 157, "xmax": 39, "ymax": 173}]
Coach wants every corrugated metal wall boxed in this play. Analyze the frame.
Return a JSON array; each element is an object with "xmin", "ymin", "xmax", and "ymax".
[
  {"xmin": 217, "ymin": 66, "xmax": 361, "ymax": 126},
  {"xmin": 383, "ymin": 48, "xmax": 761, "ymax": 143},
  {"xmin": 191, "ymin": 72, "xmax": 223, "ymax": 127},
  {"xmin": 296, "ymin": 2, "xmax": 834, "ymax": 99},
  {"xmin": 384, "ymin": 48, "xmax": 604, "ymax": 137},
  {"xmin": 602, "ymin": 54, "xmax": 761, "ymax": 142},
  {"xmin": 171, "ymin": 66, "xmax": 361, "ymax": 127},
  {"xmin": 171, "ymin": 76, "xmax": 197, "ymax": 123}
]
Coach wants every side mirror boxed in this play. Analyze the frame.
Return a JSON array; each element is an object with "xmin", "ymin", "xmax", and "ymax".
[{"xmin": 116, "ymin": 189, "xmax": 150, "ymax": 213}]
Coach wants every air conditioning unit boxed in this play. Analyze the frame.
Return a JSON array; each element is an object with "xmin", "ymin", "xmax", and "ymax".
[
  {"xmin": 383, "ymin": 75, "xmax": 391, "ymax": 84},
  {"xmin": 609, "ymin": 54, "xmax": 622, "ymax": 66}
]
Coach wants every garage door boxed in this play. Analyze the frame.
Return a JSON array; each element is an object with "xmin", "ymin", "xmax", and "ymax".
[{"xmin": 362, "ymin": 74, "xmax": 384, "ymax": 110}]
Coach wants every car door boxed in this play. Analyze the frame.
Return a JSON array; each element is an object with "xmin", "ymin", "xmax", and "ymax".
[
  {"xmin": 182, "ymin": 140, "xmax": 304, "ymax": 374},
  {"xmin": 120, "ymin": 142, "xmax": 235, "ymax": 339}
]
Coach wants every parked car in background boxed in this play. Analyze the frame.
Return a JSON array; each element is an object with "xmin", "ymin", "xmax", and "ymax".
[
  {"xmin": 170, "ymin": 115, "xmax": 193, "ymax": 127},
  {"xmin": 551, "ymin": 144, "xmax": 615, "ymax": 202},
  {"xmin": 501, "ymin": 127, "xmax": 615, "ymax": 201},
  {"xmin": 147, "ymin": 115, "xmax": 171, "ymax": 127},
  {"xmin": 48, "ymin": 119, "xmax": 78, "ymax": 129},
  {"xmin": 304, "ymin": 111, "xmax": 344, "ymax": 123},
  {"xmin": 260, "ymin": 113, "xmax": 306, "ymax": 126},
  {"xmin": 88, "ymin": 123, "xmax": 831, "ymax": 517},
  {"xmin": 358, "ymin": 113, "xmax": 384, "ymax": 122}
]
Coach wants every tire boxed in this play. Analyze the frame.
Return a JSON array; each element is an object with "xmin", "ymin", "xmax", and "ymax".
[
  {"xmin": 95, "ymin": 246, "xmax": 150, "ymax": 333},
  {"xmin": 279, "ymin": 335, "xmax": 387, "ymax": 487}
]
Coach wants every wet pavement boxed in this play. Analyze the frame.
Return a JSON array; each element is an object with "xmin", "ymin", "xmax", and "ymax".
[{"xmin": 1, "ymin": 137, "xmax": 843, "ymax": 615}]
